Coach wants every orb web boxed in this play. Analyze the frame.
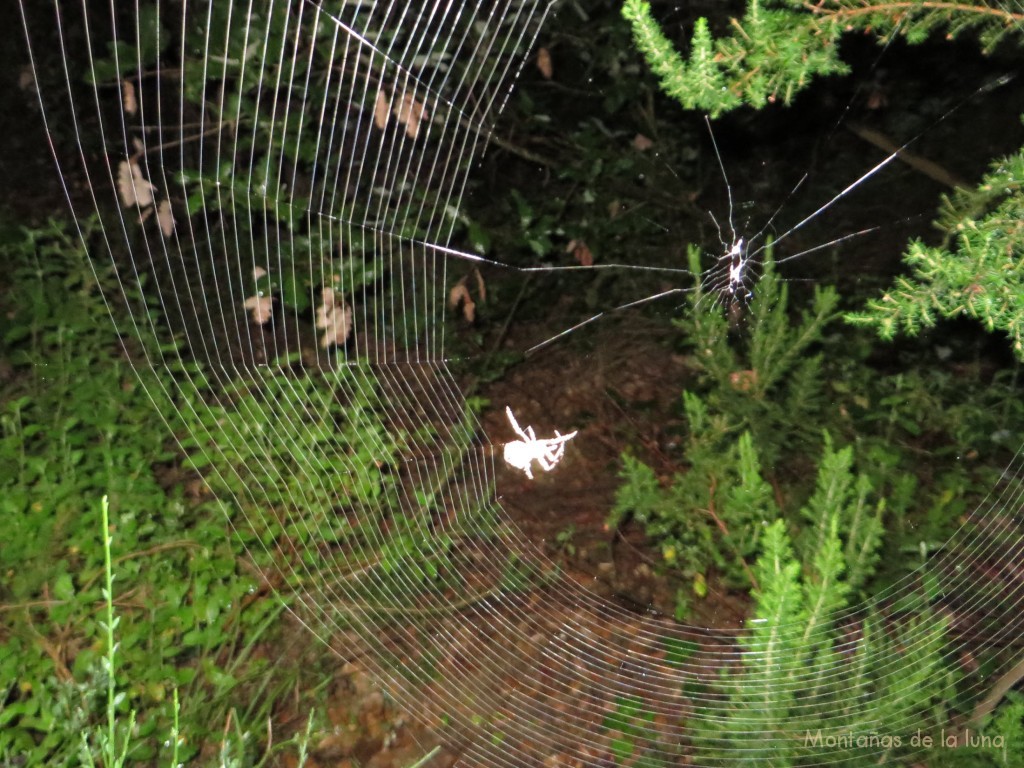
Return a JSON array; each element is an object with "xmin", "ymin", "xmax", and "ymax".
[{"xmin": 17, "ymin": 0, "xmax": 1024, "ymax": 765}]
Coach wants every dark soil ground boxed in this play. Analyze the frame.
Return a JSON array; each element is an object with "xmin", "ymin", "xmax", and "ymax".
[{"xmin": 479, "ymin": 317, "xmax": 751, "ymax": 628}]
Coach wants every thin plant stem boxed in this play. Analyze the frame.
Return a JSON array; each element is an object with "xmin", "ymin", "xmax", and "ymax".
[{"xmin": 101, "ymin": 495, "xmax": 117, "ymax": 752}]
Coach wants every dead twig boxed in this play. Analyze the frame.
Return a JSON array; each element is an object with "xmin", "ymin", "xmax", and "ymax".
[
  {"xmin": 847, "ymin": 123, "xmax": 970, "ymax": 190},
  {"xmin": 806, "ymin": 1, "xmax": 1024, "ymax": 27}
]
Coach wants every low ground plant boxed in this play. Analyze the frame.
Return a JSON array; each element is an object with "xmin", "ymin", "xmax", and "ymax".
[{"xmin": 0, "ymin": 218, "xmax": 318, "ymax": 765}]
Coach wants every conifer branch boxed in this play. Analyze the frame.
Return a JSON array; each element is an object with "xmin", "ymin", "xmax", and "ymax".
[
  {"xmin": 802, "ymin": 0, "xmax": 1024, "ymax": 51},
  {"xmin": 623, "ymin": 0, "xmax": 1024, "ymax": 121},
  {"xmin": 621, "ymin": 0, "xmax": 845, "ymax": 116},
  {"xmin": 806, "ymin": 1, "xmax": 1024, "ymax": 27},
  {"xmin": 847, "ymin": 146, "xmax": 1024, "ymax": 359}
]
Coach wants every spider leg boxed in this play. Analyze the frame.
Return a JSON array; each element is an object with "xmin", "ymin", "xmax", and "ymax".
[
  {"xmin": 505, "ymin": 406, "xmax": 530, "ymax": 442},
  {"xmin": 552, "ymin": 430, "xmax": 578, "ymax": 444},
  {"xmin": 537, "ymin": 440, "xmax": 569, "ymax": 470},
  {"xmin": 534, "ymin": 455, "xmax": 556, "ymax": 472}
]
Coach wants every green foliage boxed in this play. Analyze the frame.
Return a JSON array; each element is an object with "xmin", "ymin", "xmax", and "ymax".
[
  {"xmin": 81, "ymin": 496, "xmax": 137, "ymax": 768},
  {"xmin": 614, "ymin": 354, "xmax": 887, "ymax": 611},
  {"xmin": 612, "ymin": 233, "xmax": 1024, "ymax": 604},
  {"xmin": 601, "ymin": 203, "xmax": 1023, "ymax": 763},
  {"xmin": 619, "ymin": 6, "xmax": 741, "ymax": 117},
  {"xmin": 74, "ymin": 497, "xmax": 319, "ymax": 768},
  {"xmin": 601, "ymin": 695, "xmax": 658, "ymax": 765},
  {"xmin": 608, "ymin": 249, "xmax": 839, "ymax": 594},
  {"xmin": 177, "ymin": 356, "xmax": 504, "ymax": 613},
  {"xmin": 611, "ymin": 405, "xmax": 769, "ymax": 591},
  {"xmin": 848, "ymin": 143, "xmax": 1024, "ymax": 359},
  {"xmin": 990, "ymin": 701, "xmax": 1024, "ymax": 758},
  {"xmin": 622, "ymin": 0, "xmax": 849, "ymax": 115},
  {"xmin": 0, "ymin": 213, "xmax": 505, "ymax": 762},
  {"xmin": 925, "ymin": 685, "xmax": 1024, "ymax": 766},
  {"xmin": 811, "ymin": 0, "xmax": 1024, "ymax": 52},
  {"xmin": 0, "ymin": 218, "xmax": 299, "ymax": 765},
  {"xmin": 691, "ymin": 518, "xmax": 954, "ymax": 766},
  {"xmin": 622, "ymin": 0, "xmax": 1024, "ymax": 116},
  {"xmin": 710, "ymin": 520, "xmax": 803, "ymax": 755},
  {"xmin": 677, "ymin": 244, "xmax": 839, "ymax": 467},
  {"xmin": 610, "ymin": 248, "xmax": 1024, "ymax": 689}
]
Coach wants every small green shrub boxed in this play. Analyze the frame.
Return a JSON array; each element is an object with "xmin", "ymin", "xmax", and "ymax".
[
  {"xmin": 612, "ymin": 240, "xmax": 1023, "ymax": 606},
  {"xmin": 691, "ymin": 518, "xmax": 955, "ymax": 767},
  {"xmin": 674, "ymin": 244, "xmax": 840, "ymax": 468},
  {"xmin": 611, "ymin": 247, "xmax": 868, "ymax": 596},
  {"xmin": 176, "ymin": 362, "xmax": 481, "ymax": 609}
]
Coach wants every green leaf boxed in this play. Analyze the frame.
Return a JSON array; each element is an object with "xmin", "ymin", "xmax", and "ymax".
[
  {"xmin": 663, "ymin": 637, "xmax": 698, "ymax": 667},
  {"xmin": 52, "ymin": 572, "xmax": 75, "ymax": 601}
]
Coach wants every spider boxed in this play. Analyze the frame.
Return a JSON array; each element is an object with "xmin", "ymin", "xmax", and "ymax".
[
  {"xmin": 724, "ymin": 237, "xmax": 753, "ymax": 300},
  {"xmin": 502, "ymin": 406, "xmax": 577, "ymax": 480}
]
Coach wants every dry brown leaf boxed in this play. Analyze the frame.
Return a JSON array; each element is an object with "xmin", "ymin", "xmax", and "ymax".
[
  {"xmin": 448, "ymin": 282, "xmax": 475, "ymax": 323},
  {"xmin": 243, "ymin": 295, "xmax": 273, "ymax": 325},
  {"xmin": 567, "ymin": 239, "xmax": 593, "ymax": 267},
  {"xmin": 156, "ymin": 199, "xmax": 174, "ymax": 237},
  {"xmin": 316, "ymin": 288, "xmax": 337, "ymax": 325},
  {"xmin": 122, "ymin": 79, "xmax": 137, "ymax": 116},
  {"xmin": 373, "ymin": 90, "xmax": 390, "ymax": 130},
  {"xmin": 324, "ymin": 306, "xmax": 352, "ymax": 348},
  {"xmin": 18, "ymin": 66, "xmax": 35, "ymax": 93},
  {"xmin": 536, "ymin": 47, "xmax": 553, "ymax": 80},
  {"xmin": 866, "ymin": 87, "xmax": 888, "ymax": 111},
  {"xmin": 632, "ymin": 133, "xmax": 654, "ymax": 151},
  {"xmin": 316, "ymin": 288, "xmax": 353, "ymax": 348},
  {"xmin": 132, "ymin": 137, "xmax": 145, "ymax": 155},
  {"xmin": 117, "ymin": 160, "xmax": 156, "ymax": 208},
  {"xmin": 138, "ymin": 206, "xmax": 154, "ymax": 224},
  {"xmin": 393, "ymin": 91, "xmax": 427, "ymax": 139},
  {"xmin": 728, "ymin": 369, "xmax": 758, "ymax": 392},
  {"xmin": 252, "ymin": 266, "xmax": 267, "ymax": 280},
  {"xmin": 608, "ymin": 200, "xmax": 622, "ymax": 219},
  {"xmin": 319, "ymin": 304, "xmax": 352, "ymax": 349},
  {"xmin": 473, "ymin": 268, "xmax": 486, "ymax": 303}
]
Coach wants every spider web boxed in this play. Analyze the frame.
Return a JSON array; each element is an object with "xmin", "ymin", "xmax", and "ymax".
[{"xmin": 16, "ymin": 1, "xmax": 1024, "ymax": 765}]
